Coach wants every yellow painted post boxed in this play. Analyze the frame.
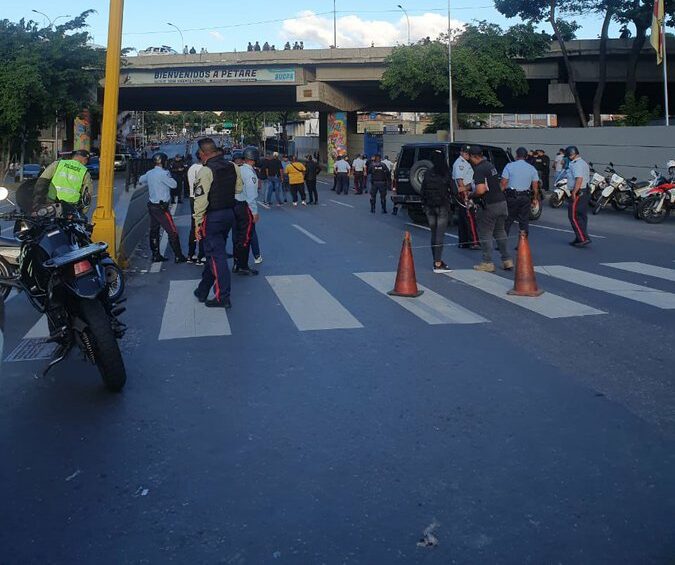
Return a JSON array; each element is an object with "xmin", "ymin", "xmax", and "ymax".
[{"xmin": 92, "ymin": 0, "xmax": 124, "ymax": 259}]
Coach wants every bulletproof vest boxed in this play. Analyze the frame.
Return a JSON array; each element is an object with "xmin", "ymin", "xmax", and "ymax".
[
  {"xmin": 205, "ymin": 156, "xmax": 237, "ymax": 210},
  {"xmin": 371, "ymin": 163, "xmax": 388, "ymax": 182}
]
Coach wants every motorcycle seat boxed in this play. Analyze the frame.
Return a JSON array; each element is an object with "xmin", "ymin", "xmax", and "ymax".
[{"xmin": 0, "ymin": 236, "xmax": 20, "ymax": 248}]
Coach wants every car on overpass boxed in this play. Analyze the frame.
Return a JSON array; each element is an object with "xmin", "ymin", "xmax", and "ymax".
[
  {"xmin": 392, "ymin": 142, "xmax": 514, "ymax": 225},
  {"xmin": 138, "ymin": 46, "xmax": 178, "ymax": 56}
]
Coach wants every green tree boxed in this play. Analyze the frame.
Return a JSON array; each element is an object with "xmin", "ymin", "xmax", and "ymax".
[
  {"xmin": 0, "ymin": 12, "xmax": 103, "ymax": 179},
  {"xmin": 380, "ymin": 22, "xmax": 549, "ymax": 129},
  {"xmin": 617, "ymin": 92, "xmax": 661, "ymax": 125}
]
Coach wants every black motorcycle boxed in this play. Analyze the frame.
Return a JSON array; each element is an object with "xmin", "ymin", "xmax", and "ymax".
[{"xmin": 0, "ymin": 198, "xmax": 127, "ymax": 391}]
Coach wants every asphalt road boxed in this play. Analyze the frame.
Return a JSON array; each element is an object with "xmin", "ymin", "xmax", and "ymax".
[{"xmin": 1, "ymin": 177, "xmax": 674, "ymax": 563}]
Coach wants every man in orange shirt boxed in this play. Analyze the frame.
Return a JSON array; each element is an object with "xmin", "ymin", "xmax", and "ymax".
[{"xmin": 285, "ymin": 155, "xmax": 307, "ymax": 206}]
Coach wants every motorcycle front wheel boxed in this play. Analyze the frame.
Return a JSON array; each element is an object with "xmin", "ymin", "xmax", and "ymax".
[
  {"xmin": 611, "ymin": 198, "xmax": 628, "ymax": 211},
  {"xmin": 77, "ymin": 298, "xmax": 127, "ymax": 392},
  {"xmin": 549, "ymin": 193, "xmax": 564, "ymax": 208},
  {"xmin": 593, "ymin": 195, "xmax": 609, "ymax": 215},
  {"xmin": 638, "ymin": 195, "xmax": 671, "ymax": 224},
  {"xmin": 0, "ymin": 258, "xmax": 13, "ymax": 301}
]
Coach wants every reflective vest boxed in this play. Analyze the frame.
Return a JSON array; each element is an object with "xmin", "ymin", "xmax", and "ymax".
[{"xmin": 49, "ymin": 159, "xmax": 87, "ymax": 203}]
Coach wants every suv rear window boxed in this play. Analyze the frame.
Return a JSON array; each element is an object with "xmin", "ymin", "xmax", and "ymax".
[
  {"xmin": 490, "ymin": 149, "xmax": 510, "ymax": 175},
  {"xmin": 398, "ymin": 147, "xmax": 415, "ymax": 170},
  {"xmin": 417, "ymin": 146, "xmax": 444, "ymax": 163}
]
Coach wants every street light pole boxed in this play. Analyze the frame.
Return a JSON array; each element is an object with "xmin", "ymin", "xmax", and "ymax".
[
  {"xmin": 92, "ymin": 0, "xmax": 124, "ymax": 260},
  {"xmin": 447, "ymin": 0, "xmax": 454, "ymax": 142},
  {"xmin": 397, "ymin": 5, "xmax": 411, "ymax": 45},
  {"xmin": 333, "ymin": 0, "xmax": 337, "ymax": 48},
  {"xmin": 167, "ymin": 22, "xmax": 184, "ymax": 52},
  {"xmin": 31, "ymin": 10, "xmax": 70, "ymax": 28}
]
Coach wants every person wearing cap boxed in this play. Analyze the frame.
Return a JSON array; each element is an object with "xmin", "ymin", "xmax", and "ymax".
[
  {"xmin": 233, "ymin": 146, "xmax": 261, "ymax": 274},
  {"xmin": 502, "ymin": 147, "xmax": 540, "ymax": 238},
  {"xmin": 33, "ymin": 149, "xmax": 93, "ymax": 212},
  {"xmin": 452, "ymin": 145, "xmax": 480, "ymax": 250},
  {"xmin": 565, "ymin": 145, "xmax": 591, "ymax": 247},
  {"xmin": 467, "ymin": 145, "xmax": 513, "ymax": 272},
  {"xmin": 186, "ymin": 151, "xmax": 206, "ymax": 264}
]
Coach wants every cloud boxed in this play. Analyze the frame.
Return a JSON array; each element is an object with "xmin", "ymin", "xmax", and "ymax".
[
  {"xmin": 281, "ymin": 10, "xmax": 464, "ymax": 48},
  {"xmin": 209, "ymin": 31, "xmax": 224, "ymax": 41}
]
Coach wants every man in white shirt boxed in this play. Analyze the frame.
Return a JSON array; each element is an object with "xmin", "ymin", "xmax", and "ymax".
[
  {"xmin": 334, "ymin": 155, "xmax": 351, "ymax": 195},
  {"xmin": 186, "ymin": 153, "xmax": 205, "ymax": 264},
  {"xmin": 352, "ymin": 154, "xmax": 366, "ymax": 194},
  {"xmin": 233, "ymin": 146, "xmax": 261, "ymax": 275}
]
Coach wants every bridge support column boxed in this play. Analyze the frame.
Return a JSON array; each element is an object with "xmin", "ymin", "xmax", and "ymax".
[{"xmin": 319, "ymin": 111, "xmax": 328, "ymax": 166}]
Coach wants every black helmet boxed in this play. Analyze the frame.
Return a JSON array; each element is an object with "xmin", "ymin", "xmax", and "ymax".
[
  {"xmin": 72, "ymin": 149, "xmax": 90, "ymax": 159},
  {"xmin": 564, "ymin": 145, "xmax": 579, "ymax": 159},
  {"xmin": 152, "ymin": 152, "xmax": 168, "ymax": 168},
  {"xmin": 232, "ymin": 149, "xmax": 244, "ymax": 162},
  {"xmin": 242, "ymin": 146, "xmax": 260, "ymax": 163}
]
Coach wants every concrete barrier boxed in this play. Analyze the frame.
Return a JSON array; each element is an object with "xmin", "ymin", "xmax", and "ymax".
[{"xmin": 116, "ymin": 185, "xmax": 149, "ymax": 266}]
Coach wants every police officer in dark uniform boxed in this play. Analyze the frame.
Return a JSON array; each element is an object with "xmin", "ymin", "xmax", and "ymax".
[
  {"xmin": 501, "ymin": 147, "xmax": 540, "ymax": 237},
  {"xmin": 369, "ymin": 154, "xmax": 391, "ymax": 213},
  {"xmin": 192, "ymin": 138, "xmax": 241, "ymax": 308},
  {"xmin": 168, "ymin": 154, "xmax": 186, "ymax": 204}
]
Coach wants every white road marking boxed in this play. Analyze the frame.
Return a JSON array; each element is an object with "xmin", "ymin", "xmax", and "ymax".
[
  {"xmin": 529, "ymin": 223, "xmax": 607, "ymax": 239},
  {"xmin": 150, "ymin": 202, "xmax": 178, "ymax": 273},
  {"xmin": 291, "ymin": 224, "xmax": 326, "ymax": 244},
  {"xmin": 267, "ymin": 274, "xmax": 363, "ymax": 331},
  {"xmin": 405, "ymin": 223, "xmax": 459, "ymax": 239},
  {"xmin": 355, "ymin": 271, "xmax": 488, "ymax": 325},
  {"xmin": 602, "ymin": 262, "xmax": 675, "ymax": 283},
  {"xmin": 25, "ymin": 315, "xmax": 49, "ymax": 339},
  {"xmin": 158, "ymin": 279, "xmax": 231, "ymax": 340},
  {"xmin": 447, "ymin": 270, "xmax": 605, "ymax": 319},
  {"xmin": 535, "ymin": 265, "xmax": 675, "ymax": 309},
  {"xmin": 329, "ymin": 199, "xmax": 355, "ymax": 208},
  {"xmin": 1, "ymin": 226, "xmax": 13, "ymax": 235},
  {"xmin": 258, "ymin": 201, "xmax": 270, "ymax": 210}
]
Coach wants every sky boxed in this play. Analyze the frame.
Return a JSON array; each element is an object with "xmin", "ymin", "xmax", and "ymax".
[{"xmin": 6, "ymin": 0, "xmax": 622, "ymax": 53}]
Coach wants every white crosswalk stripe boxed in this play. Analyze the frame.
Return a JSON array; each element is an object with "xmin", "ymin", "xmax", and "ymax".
[
  {"xmin": 267, "ymin": 274, "xmax": 362, "ymax": 331},
  {"xmin": 535, "ymin": 265, "xmax": 675, "ymax": 309},
  {"xmin": 159, "ymin": 279, "xmax": 231, "ymax": 340},
  {"xmin": 446, "ymin": 270, "xmax": 605, "ymax": 319},
  {"xmin": 356, "ymin": 272, "xmax": 488, "ymax": 325},
  {"xmin": 602, "ymin": 262, "xmax": 675, "ymax": 283}
]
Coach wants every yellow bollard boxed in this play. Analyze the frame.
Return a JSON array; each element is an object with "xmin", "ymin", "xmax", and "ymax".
[{"xmin": 91, "ymin": 0, "xmax": 125, "ymax": 259}]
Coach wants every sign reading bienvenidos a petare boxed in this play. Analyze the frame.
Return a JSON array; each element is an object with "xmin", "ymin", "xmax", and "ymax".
[{"xmin": 122, "ymin": 67, "xmax": 297, "ymax": 86}]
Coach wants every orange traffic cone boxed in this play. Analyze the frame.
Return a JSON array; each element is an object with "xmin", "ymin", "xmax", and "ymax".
[
  {"xmin": 388, "ymin": 231, "xmax": 424, "ymax": 298},
  {"xmin": 508, "ymin": 231, "xmax": 544, "ymax": 297}
]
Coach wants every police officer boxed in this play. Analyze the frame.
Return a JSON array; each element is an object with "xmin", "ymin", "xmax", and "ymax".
[
  {"xmin": 369, "ymin": 154, "xmax": 391, "ymax": 213},
  {"xmin": 168, "ymin": 154, "xmax": 186, "ymax": 204},
  {"xmin": 452, "ymin": 145, "xmax": 480, "ymax": 249},
  {"xmin": 502, "ymin": 147, "xmax": 540, "ymax": 237},
  {"xmin": 565, "ymin": 145, "xmax": 591, "ymax": 247},
  {"xmin": 33, "ymin": 149, "xmax": 93, "ymax": 213},
  {"xmin": 193, "ymin": 138, "xmax": 242, "ymax": 308},
  {"xmin": 233, "ymin": 146, "xmax": 260, "ymax": 275},
  {"xmin": 138, "ymin": 153, "xmax": 187, "ymax": 264}
]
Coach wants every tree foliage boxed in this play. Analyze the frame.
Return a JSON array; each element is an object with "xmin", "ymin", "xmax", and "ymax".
[
  {"xmin": 0, "ymin": 13, "xmax": 103, "ymax": 178},
  {"xmin": 381, "ymin": 22, "xmax": 549, "ymax": 112},
  {"xmin": 617, "ymin": 92, "xmax": 661, "ymax": 125}
]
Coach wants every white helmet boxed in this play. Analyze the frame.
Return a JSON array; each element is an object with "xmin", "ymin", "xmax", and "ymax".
[{"xmin": 667, "ymin": 159, "xmax": 675, "ymax": 169}]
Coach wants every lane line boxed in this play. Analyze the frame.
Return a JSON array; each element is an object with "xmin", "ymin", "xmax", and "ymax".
[
  {"xmin": 405, "ymin": 222, "xmax": 459, "ymax": 239},
  {"xmin": 356, "ymin": 271, "xmax": 488, "ymax": 325},
  {"xmin": 529, "ymin": 223, "xmax": 607, "ymax": 239},
  {"xmin": 329, "ymin": 199, "xmax": 355, "ymax": 208},
  {"xmin": 446, "ymin": 270, "xmax": 605, "ymax": 319},
  {"xmin": 150, "ymin": 202, "xmax": 178, "ymax": 273},
  {"xmin": 25, "ymin": 315, "xmax": 49, "ymax": 339},
  {"xmin": 291, "ymin": 224, "xmax": 326, "ymax": 244},
  {"xmin": 602, "ymin": 262, "xmax": 675, "ymax": 283},
  {"xmin": 267, "ymin": 274, "xmax": 363, "ymax": 331},
  {"xmin": 158, "ymin": 279, "xmax": 231, "ymax": 340},
  {"xmin": 535, "ymin": 265, "xmax": 675, "ymax": 309}
]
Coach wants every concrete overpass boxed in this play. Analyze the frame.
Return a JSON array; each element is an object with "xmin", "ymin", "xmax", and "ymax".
[{"xmin": 118, "ymin": 39, "xmax": 674, "ymax": 122}]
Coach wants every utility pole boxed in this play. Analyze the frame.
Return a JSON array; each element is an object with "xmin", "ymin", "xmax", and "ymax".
[
  {"xmin": 447, "ymin": 0, "xmax": 454, "ymax": 141},
  {"xmin": 92, "ymin": 0, "xmax": 124, "ymax": 259}
]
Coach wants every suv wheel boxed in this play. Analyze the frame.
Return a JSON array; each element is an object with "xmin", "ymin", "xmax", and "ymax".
[{"xmin": 409, "ymin": 160, "xmax": 434, "ymax": 193}]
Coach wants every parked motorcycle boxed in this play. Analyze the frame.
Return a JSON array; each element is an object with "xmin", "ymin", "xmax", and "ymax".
[
  {"xmin": 637, "ymin": 178, "xmax": 675, "ymax": 224},
  {"xmin": 593, "ymin": 163, "xmax": 647, "ymax": 215},
  {"xmin": 549, "ymin": 164, "xmax": 606, "ymax": 209},
  {"xmin": 0, "ymin": 187, "xmax": 127, "ymax": 391}
]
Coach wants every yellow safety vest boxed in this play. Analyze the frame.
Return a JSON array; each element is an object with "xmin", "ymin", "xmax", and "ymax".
[{"xmin": 49, "ymin": 160, "xmax": 87, "ymax": 203}]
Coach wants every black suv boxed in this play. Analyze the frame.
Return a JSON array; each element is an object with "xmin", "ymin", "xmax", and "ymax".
[{"xmin": 392, "ymin": 142, "xmax": 513, "ymax": 224}]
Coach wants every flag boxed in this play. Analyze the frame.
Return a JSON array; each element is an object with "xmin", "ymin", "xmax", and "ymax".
[{"xmin": 651, "ymin": 0, "xmax": 664, "ymax": 65}]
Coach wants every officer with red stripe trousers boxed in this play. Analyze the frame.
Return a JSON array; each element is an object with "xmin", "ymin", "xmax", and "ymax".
[
  {"xmin": 233, "ymin": 146, "xmax": 261, "ymax": 275},
  {"xmin": 565, "ymin": 145, "xmax": 592, "ymax": 247},
  {"xmin": 138, "ymin": 152, "xmax": 187, "ymax": 263}
]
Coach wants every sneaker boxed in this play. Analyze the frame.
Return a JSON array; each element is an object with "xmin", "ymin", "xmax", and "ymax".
[
  {"xmin": 237, "ymin": 267, "xmax": 259, "ymax": 276},
  {"xmin": 470, "ymin": 244, "xmax": 481, "ymax": 251},
  {"xmin": 301, "ymin": 201, "xmax": 307, "ymax": 206},
  {"xmin": 293, "ymin": 202, "xmax": 298, "ymax": 207},
  {"xmin": 433, "ymin": 262, "xmax": 452, "ymax": 274},
  {"xmin": 276, "ymin": 203, "xmax": 282, "ymax": 207},
  {"xmin": 152, "ymin": 254, "xmax": 167, "ymax": 263},
  {"xmin": 186, "ymin": 255, "xmax": 196, "ymax": 264},
  {"xmin": 568, "ymin": 240, "xmax": 580, "ymax": 246},
  {"xmin": 254, "ymin": 255, "xmax": 263, "ymax": 264},
  {"xmin": 473, "ymin": 262, "xmax": 496, "ymax": 272},
  {"xmin": 205, "ymin": 297, "xmax": 231, "ymax": 309},
  {"xmin": 175, "ymin": 255, "xmax": 187, "ymax": 264},
  {"xmin": 502, "ymin": 259, "xmax": 514, "ymax": 270},
  {"xmin": 197, "ymin": 257, "xmax": 206, "ymax": 265},
  {"xmin": 574, "ymin": 240, "xmax": 592, "ymax": 247}
]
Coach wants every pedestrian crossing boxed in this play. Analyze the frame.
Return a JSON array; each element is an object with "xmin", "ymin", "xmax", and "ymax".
[{"xmin": 5, "ymin": 261, "xmax": 675, "ymax": 350}]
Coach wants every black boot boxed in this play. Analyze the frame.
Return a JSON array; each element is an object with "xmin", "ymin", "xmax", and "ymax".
[
  {"xmin": 150, "ymin": 236, "xmax": 166, "ymax": 262},
  {"xmin": 370, "ymin": 201, "xmax": 376, "ymax": 214},
  {"xmin": 381, "ymin": 201, "xmax": 387, "ymax": 214}
]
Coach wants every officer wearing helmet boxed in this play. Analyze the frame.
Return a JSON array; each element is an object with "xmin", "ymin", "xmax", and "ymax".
[
  {"xmin": 33, "ymin": 149, "xmax": 93, "ymax": 213},
  {"xmin": 138, "ymin": 152, "xmax": 187, "ymax": 263},
  {"xmin": 565, "ymin": 145, "xmax": 591, "ymax": 247},
  {"xmin": 667, "ymin": 159, "xmax": 675, "ymax": 180},
  {"xmin": 232, "ymin": 146, "xmax": 260, "ymax": 275}
]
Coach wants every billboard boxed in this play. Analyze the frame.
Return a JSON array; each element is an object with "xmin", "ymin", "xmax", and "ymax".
[
  {"xmin": 122, "ymin": 67, "xmax": 298, "ymax": 86},
  {"xmin": 327, "ymin": 112, "xmax": 348, "ymax": 172}
]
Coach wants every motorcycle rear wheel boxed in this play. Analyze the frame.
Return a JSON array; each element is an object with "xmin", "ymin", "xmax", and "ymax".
[
  {"xmin": 104, "ymin": 263, "xmax": 125, "ymax": 303},
  {"xmin": 638, "ymin": 195, "xmax": 671, "ymax": 224},
  {"xmin": 0, "ymin": 258, "xmax": 13, "ymax": 301},
  {"xmin": 77, "ymin": 299, "xmax": 127, "ymax": 392},
  {"xmin": 549, "ymin": 193, "xmax": 564, "ymax": 208}
]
